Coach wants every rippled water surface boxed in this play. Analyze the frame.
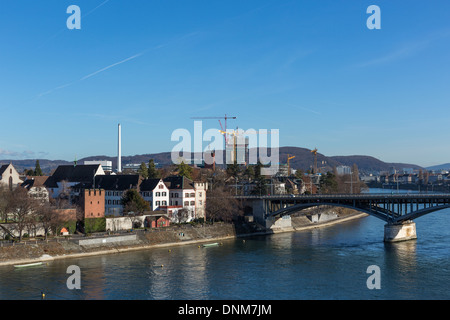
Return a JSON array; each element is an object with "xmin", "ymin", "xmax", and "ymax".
[{"xmin": 1, "ymin": 191, "xmax": 449, "ymax": 300}]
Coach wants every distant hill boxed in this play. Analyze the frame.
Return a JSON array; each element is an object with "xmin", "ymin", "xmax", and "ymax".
[
  {"xmin": 0, "ymin": 159, "xmax": 71, "ymax": 175},
  {"xmin": 425, "ymin": 163, "xmax": 450, "ymax": 171},
  {"xmin": 1, "ymin": 147, "xmax": 423, "ymax": 175},
  {"xmin": 328, "ymin": 155, "xmax": 423, "ymax": 173},
  {"xmin": 277, "ymin": 148, "xmax": 422, "ymax": 173}
]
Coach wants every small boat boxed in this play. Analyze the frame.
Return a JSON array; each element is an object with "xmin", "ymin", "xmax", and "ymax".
[
  {"xmin": 14, "ymin": 262, "xmax": 43, "ymax": 268},
  {"xmin": 202, "ymin": 242, "xmax": 220, "ymax": 248}
]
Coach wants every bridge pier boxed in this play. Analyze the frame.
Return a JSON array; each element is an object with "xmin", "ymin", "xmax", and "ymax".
[{"xmin": 384, "ymin": 221, "xmax": 417, "ymax": 242}]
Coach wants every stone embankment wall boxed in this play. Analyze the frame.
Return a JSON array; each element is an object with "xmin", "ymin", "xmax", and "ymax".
[
  {"xmin": 0, "ymin": 208, "xmax": 367, "ymax": 266},
  {"xmin": 0, "ymin": 223, "xmax": 242, "ymax": 266}
]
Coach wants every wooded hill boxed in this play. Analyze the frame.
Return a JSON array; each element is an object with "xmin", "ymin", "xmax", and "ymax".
[{"xmin": 1, "ymin": 146, "xmax": 423, "ymax": 175}]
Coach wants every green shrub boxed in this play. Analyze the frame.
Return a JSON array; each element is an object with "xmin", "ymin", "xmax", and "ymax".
[
  {"xmin": 84, "ymin": 217, "xmax": 106, "ymax": 233},
  {"xmin": 64, "ymin": 220, "xmax": 77, "ymax": 234}
]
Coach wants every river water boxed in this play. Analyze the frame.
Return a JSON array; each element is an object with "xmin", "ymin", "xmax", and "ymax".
[{"xmin": 0, "ymin": 189, "xmax": 449, "ymax": 300}]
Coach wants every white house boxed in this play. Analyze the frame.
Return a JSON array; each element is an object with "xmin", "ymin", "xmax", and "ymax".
[
  {"xmin": 0, "ymin": 164, "xmax": 23, "ymax": 189},
  {"xmin": 163, "ymin": 176, "xmax": 208, "ymax": 222},
  {"xmin": 21, "ymin": 176, "xmax": 50, "ymax": 202},
  {"xmin": 139, "ymin": 178, "xmax": 169, "ymax": 211}
]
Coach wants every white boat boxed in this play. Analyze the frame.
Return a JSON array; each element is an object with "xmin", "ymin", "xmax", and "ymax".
[
  {"xmin": 14, "ymin": 262, "xmax": 43, "ymax": 268},
  {"xmin": 202, "ymin": 242, "xmax": 220, "ymax": 247}
]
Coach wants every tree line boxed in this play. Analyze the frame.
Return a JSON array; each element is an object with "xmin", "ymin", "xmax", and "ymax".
[{"xmin": 0, "ymin": 186, "xmax": 76, "ymax": 241}]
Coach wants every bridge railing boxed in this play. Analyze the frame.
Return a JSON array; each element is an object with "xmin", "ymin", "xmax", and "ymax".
[{"xmin": 235, "ymin": 193, "xmax": 450, "ymax": 200}]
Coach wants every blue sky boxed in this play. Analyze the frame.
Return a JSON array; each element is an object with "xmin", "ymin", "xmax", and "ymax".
[{"xmin": 1, "ymin": 0, "xmax": 450, "ymax": 167}]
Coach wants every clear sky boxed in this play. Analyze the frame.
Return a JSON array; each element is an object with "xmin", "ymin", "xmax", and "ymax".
[{"xmin": 1, "ymin": 0, "xmax": 450, "ymax": 167}]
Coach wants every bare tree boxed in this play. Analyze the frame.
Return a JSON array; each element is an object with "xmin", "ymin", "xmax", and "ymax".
[
  {"xmin": 36, "ymin": 202, "xmax": 66, "ymax": 240},
  {"xmin": 0, "ymin": 185, "xmax": 12, "ymax": 223},
  {"xmin": 9, "ymin": 187, "xmax": 38, "ymax": 241},
  {"xmin": 206, "ymin": 186, "xmax": 242, "ymax": 223}
]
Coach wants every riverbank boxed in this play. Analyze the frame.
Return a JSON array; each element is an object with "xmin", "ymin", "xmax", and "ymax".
[
  {"xmin": 366, "ymin": 181, "xmax": 450, "ymax": 193},
  {"xmin": 0, "ymin": 210, "xmax": 367, "ymax": 267}
]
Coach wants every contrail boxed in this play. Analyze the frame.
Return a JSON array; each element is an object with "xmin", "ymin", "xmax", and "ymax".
[
  {"xmin": 37, "ymin": 52, "xmax": 143, "ymax": 98},
  {"xmin": 83, "ymin": 0, "xmax": 111, "ymax": 18},
  {"xmin": 80, "ymin": 52, "xmax": 143, "ymax": 81},
  {"xmin": 35, "ymin": 31, "xmax": 199, "ymax": 99}
]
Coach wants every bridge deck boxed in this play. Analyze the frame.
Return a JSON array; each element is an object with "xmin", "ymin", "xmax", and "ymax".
[
  {"xmin": 237, "ymin": 193, "xmax": 450, "ymax": 224},
  {"xmin": 236, "ymin": 193, "xmax": 450, "ymax": 200}
]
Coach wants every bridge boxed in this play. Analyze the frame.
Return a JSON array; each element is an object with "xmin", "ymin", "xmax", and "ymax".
[{"xmin": 236, "ymin": 193, "xmax": 450, "ymax": 242}]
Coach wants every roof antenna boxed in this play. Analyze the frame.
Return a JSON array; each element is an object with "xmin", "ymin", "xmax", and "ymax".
[{"xmin": 74, "ymin": 155, "xmax": 77, "ymax": 167}]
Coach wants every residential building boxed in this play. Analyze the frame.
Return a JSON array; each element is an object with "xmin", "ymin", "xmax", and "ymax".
[
  {"xmin": 20, "ymin": 176, "xmax": 50, "ymax": 202},
  {"xmin": 44, "ymin": 164, "xmax": 105, "ymax": 199},
  {"xmin": 139, "ymin": 178, "xmax": 169, "ymax": 211},
  {"xmin": 92, "ymin": 174, "xmax": 141, "ymax": 216},
  {"xmin": 0, "ymin": 164, "xmax": 23, "ymax": 189},
  {"xmin": 163, "ymin": 175, "xmax": 208, "ymax": 221}
]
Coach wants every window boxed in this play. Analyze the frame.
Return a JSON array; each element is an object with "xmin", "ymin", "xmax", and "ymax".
[
  {"xmin": 156, "ymin": 201, "xmax": 160, "ymax": 206},
  {"xmin": 159, "ymin": 184, "xmax": 164, "ymax": 189},
  {"xmin": 199, "ymin": 200, "xmax": 203, "ymax": 206},
  {"xmin": 175, "ymin": 201, "xmax": 178, "ymax": 205},
  {"xmin": 190, "ymin": 193, "xmax": 195, "ymax": 197},
  {"xmin": 162, "ymin": 201, "xmax": 167, "ymax": 206},
  {"xmin": 199, "ymin": 192, "xmax": 202, "ymax": 197},
  {"xmin": 184, "ymin": 201, "xmax": 189, "ymax": 206},
  {"xmin": 156, "ymin": 192, "xmax": 160, "ymax": 197},
  {"xmin": 162, "ymin": 192, "xmax": 166, "ymax": 196},
  {"xmin": 185, "ymin": 193, "xmax": 189, "ymax": 198},
  {"xmin": 190, "ymin": 201, "xmax": 195, "ymax": 206}
]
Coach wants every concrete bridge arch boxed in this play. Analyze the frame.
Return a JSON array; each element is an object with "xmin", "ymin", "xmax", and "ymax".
[{"xmin": 239, "ymin": 194, "xmax": 450, "ymax": 242}]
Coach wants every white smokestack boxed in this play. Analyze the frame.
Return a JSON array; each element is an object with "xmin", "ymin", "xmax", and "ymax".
[{"xmin": 117, "ymin": 123, "xmax": 122, "ymax": 173}]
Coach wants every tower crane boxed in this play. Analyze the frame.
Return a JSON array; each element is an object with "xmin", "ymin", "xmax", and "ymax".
[
  {"xmin": 190, "ymin": 114, "xmax": 236, "ymax": 144},
  {"xmin": 311, "ymin": 148, "xmax": 318, "ymax": 174},
  {"xmin": 287, "ymin": 154, "xmax": 296, "ymax": 176}
]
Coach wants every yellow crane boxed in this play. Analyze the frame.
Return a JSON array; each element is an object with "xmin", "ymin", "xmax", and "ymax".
[
  {"xmin": 218, "ymin": 129, "xmax": 274, "ymax": 164},
  {"xmin": 287, "ymin": 154, "xmax": 295, "ymax": 176},
  {"xmin": 311, "ymin": 148, "xmax": 318, "ymax": 173},
  {"xmin": 191, "ymin": 114, "xmax": 236, "ymax": 144}
]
